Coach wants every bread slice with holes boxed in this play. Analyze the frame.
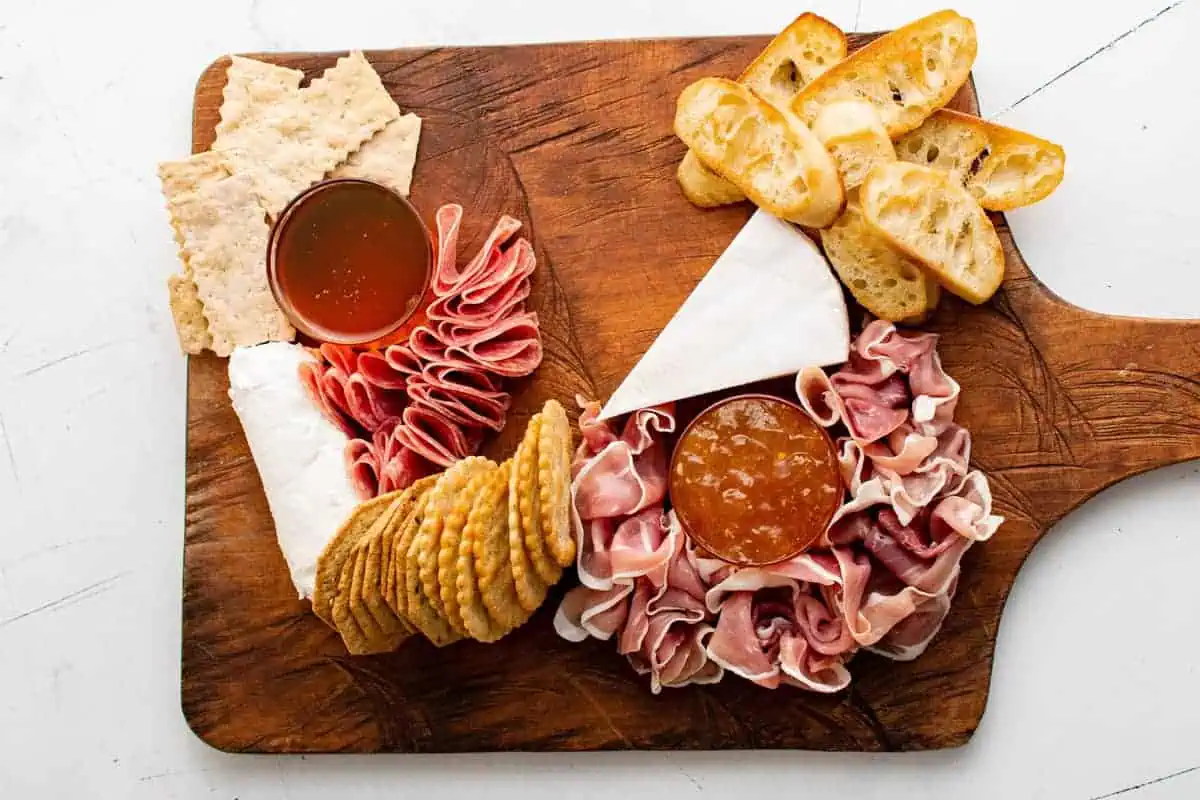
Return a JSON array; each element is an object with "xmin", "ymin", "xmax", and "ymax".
[
  {"xmin": 676, "ymin": 13, "xmax": 847, "ymax": 208},
  {"xmin": 811, "ymin": 100, "xmax": 896, "ymax": 192},
  {"xmin": 677, "ymin": 150, "xmax": 750, "ymax": 207},
  {"xmin": 860, "ymin": 162, "xmax": 1004, "ymax": 304},
  {"xmin": 675, "ymin": 77, "xmax": 844, "ymax": 227},
  {"xmin": 792, "ymin": 10, "xmax": 977, "ymax": 138},
  {"xmin": 895, "ymin": 108, "xmax": 1065, "ymax": 210},
  {"xmin": 821, "ymin": 203, "xmax": 941, "ymax": 323}
]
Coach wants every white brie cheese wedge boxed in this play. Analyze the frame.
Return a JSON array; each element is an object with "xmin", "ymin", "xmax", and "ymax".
[
  {"xmin": 228, "ymin": 342, "xmax": 359, "ymax": 599},
  {"xmin": 600, "ymin": 210, "xmax": 850, "ymax": 420}
]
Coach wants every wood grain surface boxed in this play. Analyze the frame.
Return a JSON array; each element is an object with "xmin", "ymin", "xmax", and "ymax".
[{"xmin": 182, "ymin": 34, "xmax": 1200, "ymax": 753}]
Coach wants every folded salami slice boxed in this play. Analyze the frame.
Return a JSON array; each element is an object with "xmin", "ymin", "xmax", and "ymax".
[{"xmin": 441, "ymin": 311, "xmax": 544, "ymax": 378}]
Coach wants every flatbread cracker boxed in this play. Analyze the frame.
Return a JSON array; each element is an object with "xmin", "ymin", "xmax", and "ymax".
[
  {"xmin": 312, "ymin": 491, "xmax": 398, "ymax": 626},
  {"xmin": 538, "ymin": 400, "xmax": 576, "ymax": 567},
  {"xmin": 157, "ymin": 153, "xmax": 294, "ymax": 355},
  {"xmin": 166, "ymin": 273, "xmax": 212, "ymax": 355},
  {"xmin": 330, "ymin": 113, "xmax": 422, "ymax": 197},
  {"xmin": 458, "ymin": 462, "xmax": 514, "ymax": 642},
  {"xmin": 214, "ymin": 51, "xmax": 400, "ymax": 215}
]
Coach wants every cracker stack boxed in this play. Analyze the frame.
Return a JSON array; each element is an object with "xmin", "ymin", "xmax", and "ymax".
[{"xmin": 311, "ymin": 400, "xmax": 575, "ymax": 655}]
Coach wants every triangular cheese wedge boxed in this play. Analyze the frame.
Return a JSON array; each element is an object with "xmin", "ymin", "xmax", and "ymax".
[{"xmin": 600, "ymin": 210, "xmax": 849, "ymax": 420}]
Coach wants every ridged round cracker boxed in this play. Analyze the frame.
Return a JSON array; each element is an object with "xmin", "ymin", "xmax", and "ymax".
[
  {"xmin": 509, "ymin": 417, "xmax": 551, "ymax": 611},
  {"xmin": 439, "ymin": 462, "xmax": 498, "ymax": 636},
  {"xmin": 382, "ymin": 476, "xmax": 438, "ymax": 619},
  {"xmin": 456, "ymin": 462, "xmax": 513, "ymax": 642},
  {"xmin": 538, "ymin": 399, "xmax": 576, "ymax": 568},
  {"xmin": 416, "ymin": 458, "xmax": 493, "ymax": 630},
  {"xmin": 472, "ymin": 459, "xmax": 529, "ymax": 634},
  {"xmin": 312, "ymin": 491, "xmax": 398, "ymax": 627}
]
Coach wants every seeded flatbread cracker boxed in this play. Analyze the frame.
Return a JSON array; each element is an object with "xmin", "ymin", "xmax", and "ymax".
[
  {"xmin": 417, "ymin": 458, "xmax": 493, "ymax": 631},
  {"xmin": 330, "ymin": 113, "xmax": 422, "ymax": 197},
  {"xmin": 359, "ymin": 501, "xmax": 413, "ymax": 644},
  {"xmin": 347, "ymin": 544, "xmax": 392, "ymax": 652},
  {"xmin": 509, "ymin": 418, "xmax": 551, "ymax": 612},
  {"xmin": 538, "ymin": 400, "xmax": 576, "ymax": 567},
  {"xmin": 458, "ymin": 462, "xmax": 516, "ymax": 642},
  {"xmin": 214, "ymin": 51, "xmax": 400, "ymax": 216},
  {"xmin": 157, "ymin": 152, "xmax": 294, "ymax": 356},
  {"xmin": 438, "ymin": 462, "xmax": 497, "ymax": 635},
  {"xmin": 390, "ymin": 481, "xmax": 437, "ymax": 619},
  {"xmin": 312, "ymin": 491, "xmax": 399, "ymax": 626},
  {"xmin": 166, "ymin": 273, "xmax": 212, "ymax": 355},
  {"xmin": 332, "ymin": 544, "xmax": 371, "ymax": 655}
]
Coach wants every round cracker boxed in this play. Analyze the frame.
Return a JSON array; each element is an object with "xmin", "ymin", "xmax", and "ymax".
[
  {"xmin": 382, "ymin": 476, "xmax": 438, "ymax": 619},
  {"xmin": 509, "ymin": 417, "xmax": 550, "ymax": 612},
  {"xmin": 416, "ymin": 458, "xmax": 493, "ymax": 630},
  {"xmin": 538, "ymin": 399, "xmax": 576, "ymax": 568},
  {"xmin": 312, "ymin": 491, "xmax": 398, "ymax": 626},
  {"xmin": 439, "ymin": 462, "xmax": 498, "ymax": 636},
  {"xmin": 472, "ymin": 459, "xmax": 530, "ymax": 634},
  {"xmin": 456, "ymin": 462, "xmax": 513, "ymax": 642},
  {"xmin": 405, "ymin": 467, "xmax": 476, "ymax": 647}
]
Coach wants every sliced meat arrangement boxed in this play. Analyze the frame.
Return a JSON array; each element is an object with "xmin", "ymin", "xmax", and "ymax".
[
  {"xmin": 299, "ymin": 203, "xmax": 542, "ymax": 499},
  {"xmin": 557, "ymin": 321, "xmax": 1003, "ymax": 693}
]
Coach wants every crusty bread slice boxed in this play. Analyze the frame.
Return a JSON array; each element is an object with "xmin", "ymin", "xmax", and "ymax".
[
  {"xmin": 676, "ymin": 13, "xmax": 847, "ymax": 209},
  {"xmin": 740, "ymin": 13, "xmax": 848, "ymax": 109},
  {"xmin": 792, "ymin": 10, "xmax": 977, "ymax": 138},
  {"xmin": 677, "ymin": 150, "xmax": 750, "ymax": 207},
  {"xmin": 860, "ymin": 162, "xmax": 1003, "ymax": 304},
  {"xmin": 675, "ymin": 78, "xmax": 844, "ymax": 228},
  {"xmin": 811, "ymin": 100, "xmax": 896, "ymax": 191},
  {"xmin": 821, "ymin": 203, "xmax": 941, "ymax": 324},
  {"xmin": 895, "ymin": 108, "xmax": 1066, "ymax": 210}
]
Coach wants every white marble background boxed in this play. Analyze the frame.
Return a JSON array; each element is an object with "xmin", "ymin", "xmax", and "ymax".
[{"xmin": 1, "ymin": 1, "xmax": 1198, "ymax": 797}]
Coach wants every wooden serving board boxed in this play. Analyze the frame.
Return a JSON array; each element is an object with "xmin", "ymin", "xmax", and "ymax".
[{"xmin": 183, "ymin": 34, "xmax": 1200, "ymax": 753}]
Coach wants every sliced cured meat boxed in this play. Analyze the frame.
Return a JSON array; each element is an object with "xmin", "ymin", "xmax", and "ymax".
[
  {"xmin": 429, "ymin": 203, "xmax": 465, "ymax": 297},
  {"xmin": 405, "ymin": 371, "xmax": 511, "ymax": 432},
  {"xmin": 427, "ymin": 237, "xmax": 535, "ymax": 329},
  {"xmin": 298, "ymin": 359, "xmax": 357, "ymax": 438},
  {"xmin": 344, "ymin": 437, "xmax": 380, "ymax": 501},
  {"xmin": 392, "ymin": 404, "xmax": 481, "ymax": 468},
  {"xmin": 343, "ymin": 372, "xmax": 407, "ymax": 432},
  {"xmin": 442, "ymin": 311, "xmax": 544, "ymax": 378},
  {"xmin": 356, "ymin": 349, "xmax": 410, "ymax": 391}
]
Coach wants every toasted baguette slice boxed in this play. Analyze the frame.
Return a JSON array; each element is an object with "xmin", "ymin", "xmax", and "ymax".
[
  {"xmin": 895, "ymin": 108, "xmax": 1066, "ymax": 210},
  {"xmin": 677, "ymin": 150, "xmax": 749, "ymax": 207},
  {"xmin": 741, "ymin": 13, "xmax": 848, "ymax": 109},
  {"xmin": 677, "ymin": 13, "xmax": 847, "ymax": 208},
  {"xmin": 676, "ymin": 78, "xmax": 844, "ymax": 227},
  {"xmin": 811, "ymin": 100, "xmax": 896, "ymax": 191},
  {"xmin": 860, "ymin": 162, "xmax": 1003, "ymax": 304},
  {"xmin": 821, "ymin": 203, "xmax": 941, "ymax": 324},
  {"xmin": 792, "ymin": 10, "xmax": 977, "ymax": 137}
]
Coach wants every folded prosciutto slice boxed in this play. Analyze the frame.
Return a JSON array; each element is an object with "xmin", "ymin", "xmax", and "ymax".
[{"xmin": 556, "ymin": 321, "xmax": 1004, "ymax": 694}]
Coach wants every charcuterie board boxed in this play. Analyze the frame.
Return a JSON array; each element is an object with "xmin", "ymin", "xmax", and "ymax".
[{"xmin": 181, "ymin": 33, "xmax": 1200, "ymax": 753}]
